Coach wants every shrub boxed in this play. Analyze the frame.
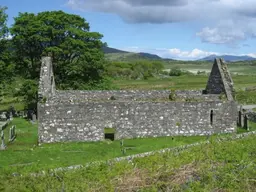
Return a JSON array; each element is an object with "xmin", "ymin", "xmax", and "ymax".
[
  {"xmin": 169, "ymin": 90, "xmax": 176, "ymax": 101},
  {"xmin": 169, "ymin": 67, "xmax": 182, "ymax": 76}
]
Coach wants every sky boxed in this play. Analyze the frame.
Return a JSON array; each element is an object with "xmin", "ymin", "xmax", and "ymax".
[{"xmin": 1, "ymin": 0, "xmax": 256, "ymax": 60}]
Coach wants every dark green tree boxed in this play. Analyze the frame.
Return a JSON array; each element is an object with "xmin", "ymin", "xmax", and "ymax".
[
  {"xmin": 15, "ymin": 79, "xmax": 38, "ymax": 110},
  {"xmin": 0, "ymin": 6, "xmax": 14, "ymax": 82},
  {"xmin": 0, "ymin": 6, "xmax": 8, "ymax": 39},
  {"xmin": 10, "ymin": 10, "xmax": 105, "ymax": 88}
]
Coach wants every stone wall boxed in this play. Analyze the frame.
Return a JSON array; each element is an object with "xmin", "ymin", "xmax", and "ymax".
[
  {"xmin": 38, "ymin": 57, "xmax": 237, "ymax": 144},
  {"xmin": 247, "ymin": 112, "xmax": 256, "ymax": 123},
  {"xmin": 46, "ymin": 90, "xmax": 220, "ymax": 104},
  {"xmin": 38, "ymin": 100, "xmax": 237, "ymax": 143}
]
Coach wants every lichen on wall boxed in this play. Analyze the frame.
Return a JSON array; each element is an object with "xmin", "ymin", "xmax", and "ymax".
[{"xmin": 38, "ymin": 100, "xmax": 237, "ymax": 143}]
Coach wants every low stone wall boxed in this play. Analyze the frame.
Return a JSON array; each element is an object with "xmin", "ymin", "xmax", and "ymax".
[
  {"xmin": 29, "ymin": 131, "xmax": 256, "ymax": 177},
  {"xmin": 247, "ymin": 111, "xmax": 256, "ymax": 123},
  {"xmin": 38, "ymin": 100, "xmax": 237, "ymax": 143}
]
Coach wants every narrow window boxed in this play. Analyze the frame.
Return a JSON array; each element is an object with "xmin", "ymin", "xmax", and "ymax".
[
  {"xmin": 51, "ymin": 76, "xmax": 53, "ymax": 85},
  {"xmin": 104, "ymin": 128, "xmax": 115, "ymax": 141},
  {"xmin": 210, "ymin": 110, "xmax": 213, "ymax": 125}
]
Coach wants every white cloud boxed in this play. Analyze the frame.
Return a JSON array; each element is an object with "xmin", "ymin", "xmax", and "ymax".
[
  {"xmin": 120, "ymin": 46, "xmax": 256, "ymax": 60},
  {"xmin": 168, "ymin": 48, "xmax": 218, "ymax": 59},
  {"xmin": 120, "ymin": 47, "xmax": 218, "ymax": 60},
  {"xmin": 66, "ymin": 0, "xmax": 256, "ymax": 46},
  {"xmin": 196, "ymin": 19, "xmax": 256, "ymax": 45},
  {"xmin": 247, "ymin": 53, "xmax": 256, "ymax": 58},
  {"xmin": 196, "ymin": 27, "xmax": 245, "ymax": 45}
]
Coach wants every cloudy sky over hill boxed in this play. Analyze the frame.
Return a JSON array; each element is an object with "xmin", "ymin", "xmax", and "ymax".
[{"xmin": 2, "ymin": 0, "xmax": 256, "ymax": 60}]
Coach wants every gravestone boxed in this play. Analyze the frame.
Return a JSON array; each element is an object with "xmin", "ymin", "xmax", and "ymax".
[
  {"xmin": 0, "ymin": 113, "xmax": 7, "ymax": 121},
  {"xmin": 9, "ymin": 125, "xmax": 16, "ymax": 142},
  {"xmin": 9, "ymin": 106, "xmax": 17, "ymax": 117},
  {"xmin": 9, "ymin": 113, "xmax": 13, "ymax": 121},
  {"xmin": 32, "ymin": 113, "xmax": 37, "ymax": 122},
  {"xmin": 19, "ymin": 111, "xmax": 25, "ymax": 118},
  {"xmin": 1, "ymin": 130, "xmax": 6, "ymax": 150},
  {"xmin": 27, "ymin": 110, "xmax": 33, "ymax": 120},
  {"xmin": 5, "ymin": 112, "xmax": 10, "ymax": 120}
]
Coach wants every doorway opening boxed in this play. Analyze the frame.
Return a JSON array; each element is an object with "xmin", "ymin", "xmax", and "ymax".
[{"xmin": 104, "ymin": 128, "xmax": 116, "ymax": 141}]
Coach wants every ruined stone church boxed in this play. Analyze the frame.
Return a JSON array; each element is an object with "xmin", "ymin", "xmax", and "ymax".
[{"xmin": 38, "ymin": 57, "xmax": 237, "ymax": 143}]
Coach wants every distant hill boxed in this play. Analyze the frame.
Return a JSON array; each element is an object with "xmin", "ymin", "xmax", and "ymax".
[
  {"xmin": 137, "ymin": 52, "xmax": 162, "ymax": 60},
  {"xmin": 103, "ymin": 46, "xmax": 174, "ymax": 61},
  {"xmin": 198, "ymin": 54, "xmax": 256, "ymax": 62},
  {"xmin": 102, "ymin": 46, "xmax": 129, "ymax": 54}
]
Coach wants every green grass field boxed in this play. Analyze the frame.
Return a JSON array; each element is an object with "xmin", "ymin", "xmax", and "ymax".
[
  {"xmin": 0, "ymin": 118, "xmax": 208, "ymax": 175},
  {"xmin": 113, "ymin": 74, "xmax": 256, "ymax": 90},
  {"xmin": 1, "ymin": 118, "xmax": 256, "ymax": 177},
  {"xmin": 1, "ymin": 132, "xmax": 255, "ymax": 191}
]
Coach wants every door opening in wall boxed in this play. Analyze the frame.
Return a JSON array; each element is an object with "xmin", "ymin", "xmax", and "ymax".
[
  {"xmin": 210, "ymin": 110, "xmax": 213, "ymax": 125},
  {"xmin": 104, "ymin": 128, "xmax": 115, "ymax": 141}
]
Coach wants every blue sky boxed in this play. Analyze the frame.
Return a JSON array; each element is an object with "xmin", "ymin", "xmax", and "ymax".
[{"xmin": 2, "ymin": 0, "xmax": 256, "ymax": 60}]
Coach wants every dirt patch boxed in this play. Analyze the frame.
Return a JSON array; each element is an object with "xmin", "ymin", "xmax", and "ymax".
[
  {"xmin": 112, "ymin": 163, "xmax": 200, "ymax": 191},
  {"xmin": 112, "ymin": 168, "xmax": 151, "ymax": 191}
]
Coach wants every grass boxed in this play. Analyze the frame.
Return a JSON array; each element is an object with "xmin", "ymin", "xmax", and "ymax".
[
  {"xmin": 0, "ymin": 133, "xmax": 255, "ymax": 191},
  {"xmin": 104, "ymin": 127, "xmax": 116, "ymax": 134},
  {"xmin": 0, "ymin": 76, "xmax": 26, "ymax": 111},
  {"xmin": 235, "ymin": 90, "xmax": 256, "ymax": 104},
  {"xmin": 0, "ymin": 102, "xmax": 25, "ymax": 111},
  {"xmin": 1, "ymin": 118, "xmax": 255, "ymax": 177},
  {"xmin": 113, "ymin": 75, "xmax": 208, "ymax": 90},
  {"xmin": 112, "ymin": 74, "xmax": 256, "ymax": 91},
  {"xmin": 0, "ymin": 118, "xmax": 207, "ymax": 175},
  {"xmin": 236, "ymin": 121, "xmax": 256, "ymax": 133}
]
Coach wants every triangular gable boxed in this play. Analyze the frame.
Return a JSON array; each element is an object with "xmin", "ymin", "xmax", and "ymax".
[{"xmin": 205, "ymin": 58, "xmax": 234, "ymax": 100}]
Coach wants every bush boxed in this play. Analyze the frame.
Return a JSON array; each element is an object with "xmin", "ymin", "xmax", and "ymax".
[
  {"xmin": 197, "ymin": 70, "xmax": 206, "ymax": 75},
  {"xmin": 169, "ymin": 90, "xmax": 176, "ymax": 101},
  {"xmin": 169, "ymin": 67, "xmax": 182, "ymax": 76},
  {"xmin": 104, "ymin": 60, "xmax": 164, "ymax": 80}
]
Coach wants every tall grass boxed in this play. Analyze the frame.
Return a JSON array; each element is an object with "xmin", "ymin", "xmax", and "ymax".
[{"xmin": 0, "ymin": 134, "xmax": 255, "ymax": 191}]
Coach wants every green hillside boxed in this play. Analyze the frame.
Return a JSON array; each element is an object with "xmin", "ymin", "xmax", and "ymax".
[{"xmin": 103, "ymin": 46, "xmax": 167, "ymax": 61}]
